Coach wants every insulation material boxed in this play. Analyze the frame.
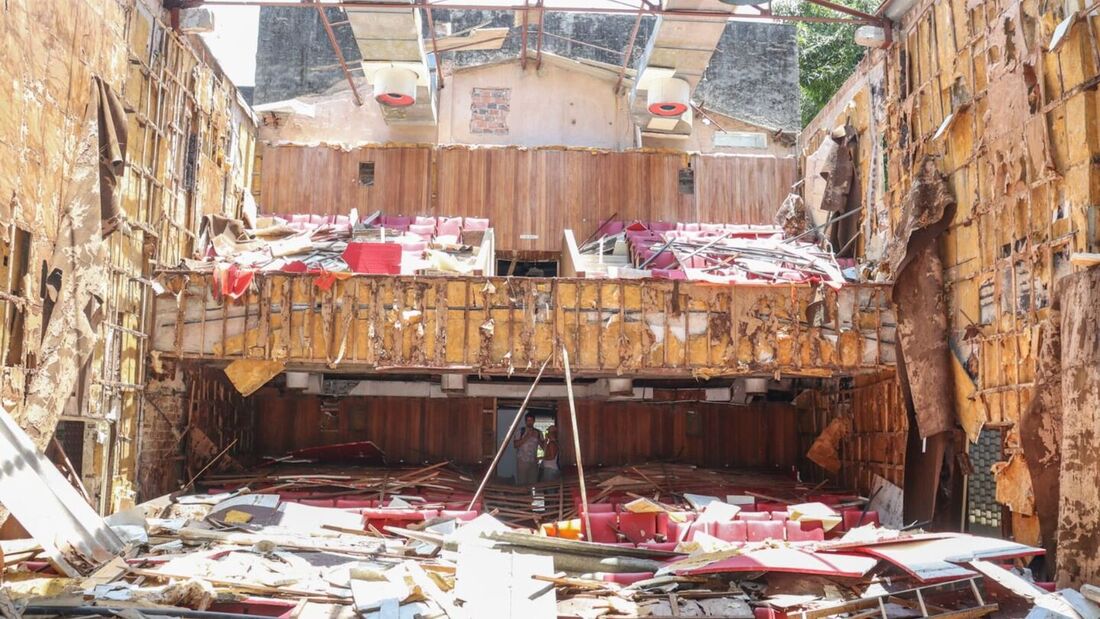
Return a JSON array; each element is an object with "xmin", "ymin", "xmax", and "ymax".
[
  {"xmin": 224, "ymin": 359, "xmax": 287, "ymax": 397},
  {"xmin": 953, "ymin": 352, "xmax": 986, "ymax": 444},
  {"xmin": 991, "ymin": 452, "xmax": 1035, "ymax": 516},
  {"xmin": 1056, "ymin": 268, "xmax": 1100, "ymax": 588},
  {"xmin": 805, "ymin": 416, "xmax": 852, "ymax": 474}
]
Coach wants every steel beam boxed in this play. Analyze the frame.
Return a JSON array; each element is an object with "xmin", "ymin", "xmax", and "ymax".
[
  {"xmin": 423, "ymin": 6, "xmax": 445, "ymax": 90},
  {"xmin": 534, "ymin": 0, "xmax": 545, "ymax": 69},
  {"xmin": 614, "ymin": 0, "xmax": 645, "ymax": 95},
  {"xmin": 314, "ymin": 1, "xmax": 362, "ymax": 106},
  {"xmin": 195, "ymin": 1, "xmax": 880, "ymax": 26}
]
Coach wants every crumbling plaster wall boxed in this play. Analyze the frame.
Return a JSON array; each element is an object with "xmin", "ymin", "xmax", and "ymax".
[
  {"xmin": 799, "ymin": 0, "xmax": 1100, "ymax": 583},
  {"xmin": 441, "ymin": 60, "xmax": 635, "ymax": 149},
  {"xmin": 0, "ymin": 0, "xmax": 256, "ymax": 514}
]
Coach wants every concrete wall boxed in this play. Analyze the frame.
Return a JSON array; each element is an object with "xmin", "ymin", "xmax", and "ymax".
[
  {"xmin": 258, "ymin": 58, "xmax": 797, "ymax": 156},
  {"xmin": 440, "ymin": 60, "xmax": 634, "ymax": 149}
]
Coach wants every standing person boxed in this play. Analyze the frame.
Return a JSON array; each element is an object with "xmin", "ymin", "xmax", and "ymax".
[
  {"xmin": 541, "ymin": 425, "xmax": 561, "ymax": 482},
  {"xmin": 513, "ymin": 413, "xmax": 543, "ymax": 486}
]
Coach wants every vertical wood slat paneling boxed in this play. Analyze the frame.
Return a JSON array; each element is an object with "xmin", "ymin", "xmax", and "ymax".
[
  {"xmin": 250, "ymin": 392, "xmax": 797, "ymax": 469},
  {"xmin": 256, "ymin": 144, "xmax": 796, "ymax": 252},
  {"xmin": 252, "ymin": 393, "xmax": 489, "ymax": 464},
  {"xmin": 556, "ymin": 399, "xmax": 799, "ymax": 469}
]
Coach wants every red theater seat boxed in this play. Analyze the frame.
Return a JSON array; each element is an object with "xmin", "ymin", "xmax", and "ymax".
[
  {"xmin": 842, "ymin": 510, "xmax": 880, "ymax": 529},
  {"xmin": 619, "ymin": 513, "xmax": 658, "ymax": 544},
  {"xmin": 580, "ymin": 502, "xmax": 616, "ymax": 513},
  {"xmin": 737, "ymin": 511, "xmax": 770, "ymax": 521},
  {"xmin": 770, "ymin": 511, "xmax": 791, "ymax": 521},
  {"xmin": 665, "ymin": 513, "xmax": 697, "ymax": 543},
  {"xmin": 601, "ymin": 572, "xmax": 655, "ymax": 585},
  {"xmin": 334, "ymin": 499, "xmax": 375, "ymax": 509},
  {"xmin": 583, "ymin": 512, "xmax": 619, "ymax": 543},
  {"xmin": 746, "ymin": 520, "xmax": 785, "ymax": 542},
  {"xmin": 785, "ymin": 520, "xmax": 825, "ymax": 542},
  {"xmin": 714, "ymin": 521, "xmax": 748, "ymax": 542}
]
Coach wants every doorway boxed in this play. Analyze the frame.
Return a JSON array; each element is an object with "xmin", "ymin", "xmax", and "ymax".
[{"xmin": 495, "ymin": 401, "xmax": 557, "ymax": 482}]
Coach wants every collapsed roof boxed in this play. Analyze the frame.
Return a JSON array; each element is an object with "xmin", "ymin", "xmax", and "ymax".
[{"xmin": 253, "ymin": 4, "xmax": 801, "ymax": 134}]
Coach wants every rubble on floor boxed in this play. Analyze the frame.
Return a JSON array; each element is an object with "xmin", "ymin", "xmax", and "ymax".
[
  {"xmin": 572, "ymin": 220, "xmax": 848, "ymax": 286},
  {"xmin": 186, "ymin": 212, "xmax": 494, "ymax": 299},
  {"xmin": 1, "ymin": 450, "xmax": 1069, "ymax": 618}
]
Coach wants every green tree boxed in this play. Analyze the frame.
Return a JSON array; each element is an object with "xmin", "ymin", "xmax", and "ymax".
[{"xmin": 774, "ymin": 0, "xmax": 878, "ymax": 127}]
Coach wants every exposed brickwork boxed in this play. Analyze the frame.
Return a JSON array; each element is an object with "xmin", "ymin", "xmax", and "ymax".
[
  {"xmin": 139, "ymin": 372, "xmax": 188, "ymax": 501},
  {"xmin": 470, "ymin": 87, "xmax": 510, "ymax": 135}
]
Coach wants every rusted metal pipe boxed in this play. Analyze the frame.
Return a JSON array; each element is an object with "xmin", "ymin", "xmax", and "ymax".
[
  {"xmin": 423, "ymin": 6, "xmax": 445, "ymax": 90},
  {"xmin": 314, "ymin": 1, "xmax": 363, "ymax": 106},
  {"xmin": 614, "ymin": 1, "xmax": 645, "ymax": 95},
  {"xmin": 534, "ymin": 0, "xmax": 546, "ymax": 69},
  {"xmin": 520, "ymin": 0, "xmax": 530, "ymax": 69}
]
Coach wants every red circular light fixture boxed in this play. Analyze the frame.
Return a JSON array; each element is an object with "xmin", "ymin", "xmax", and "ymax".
[
  {"xmin": 648, "ymin": 102, "xmax": 687, "ymax": 116},
  {"xmin": 376, "ymin": 92, "xmax": 415, "ymax": 107}
]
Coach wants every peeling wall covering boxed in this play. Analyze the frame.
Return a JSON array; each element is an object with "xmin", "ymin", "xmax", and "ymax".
[
  {"xmin": 1055, "ymin": 268, "xmax": 1100, "ymax": 588},
  {"xmin": 0, "ymin": 0, "xmax": 256, "ymax": 515},
  {"xmin": 800, "ymin": 0, "xmax": 1100, "ymax": 572}
]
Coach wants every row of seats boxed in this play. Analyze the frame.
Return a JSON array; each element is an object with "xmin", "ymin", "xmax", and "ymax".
[
  {"xmin": 596, "ymin": 221, "xmax": 783, "ymax": 237},
  {"xmin": 579, "ymin": 509, "xmax": 881, "ymax": 544}
]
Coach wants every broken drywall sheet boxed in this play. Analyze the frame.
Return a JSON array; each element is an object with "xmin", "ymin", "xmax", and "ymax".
[
  {"xmin": 1056, "ymin": 268, "xmax": 1100, "ymax": 589},
  {"xmin": 869, "ymin": 474, "xmax": 904, "ymax": 529},
  {"xmin": 224, "ymin": 358, "xmax": 287, "ymax": 397},
  {"xmin": 0, "ymin": 403, "xmax": 125, "ymax": 576},
  {"xmin": 806, "ymin": 415, "xmax": 852, "ymax": 473}
]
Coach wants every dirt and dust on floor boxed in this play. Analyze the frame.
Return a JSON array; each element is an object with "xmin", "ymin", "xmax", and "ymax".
[{"xmin": 2, "ymin": 405, "xmax": 1098, "ymax": 619}]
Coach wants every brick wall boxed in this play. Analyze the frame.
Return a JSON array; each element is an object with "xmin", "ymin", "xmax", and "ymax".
[
  {"xmin": 139, "ymin": 372, "xmax": 189, "ymax": 500},
  {"xmin": 469, "ymin": 87, "xmax": 510, "ymax": 135}
]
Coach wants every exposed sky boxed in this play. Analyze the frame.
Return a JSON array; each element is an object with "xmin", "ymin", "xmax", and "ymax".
[
  {"xmin": 201, "ymin": 5, "xmax": 261, "ymax": 87},
  {"xmin": 197, "ymin": 0, "xmax": 769, "ymax": 90}
]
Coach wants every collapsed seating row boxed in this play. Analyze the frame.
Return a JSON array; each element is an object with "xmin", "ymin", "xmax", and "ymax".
[{"xmin": 572, "ymin": 509, "xmax": 881, "ymax": 544}]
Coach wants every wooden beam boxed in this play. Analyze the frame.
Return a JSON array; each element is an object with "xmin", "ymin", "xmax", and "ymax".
[{"xmin": 561, "ymin": 345, "xmax": 592, "ymax": 541}]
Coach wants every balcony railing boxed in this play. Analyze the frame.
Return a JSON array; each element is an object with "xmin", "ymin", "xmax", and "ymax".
[{"xmin": 152, "ymin": 272, "xmax": 896, "ymax": 378}]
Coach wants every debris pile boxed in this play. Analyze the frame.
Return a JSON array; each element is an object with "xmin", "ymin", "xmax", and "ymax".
[
  {"xmin": 1, "ymin": 442, "xmax": 1066, "ymax": 619},
  {"xmin": 187, "ymin": 212, "xmax": 494, "ymax": 298},
  {"xmin": 574, "ymin": 221, "xmax": 847, "ymax": 286}
]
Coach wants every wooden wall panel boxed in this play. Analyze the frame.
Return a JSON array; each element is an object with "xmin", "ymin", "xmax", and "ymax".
[
  {"xmin": 694, "ymin": 155, "xmax": 799, "ymax": 223},
  {"xmin": 255, "ymin": 144, "xmax": 796, "ymax": 252},
  {"xmin": 252, "ymin": 393, "xmax": 489, "ymax": 465},
  {"xmin": 256, "ymin": 146, "xmax": 432, "ymax": 217},
  {"xmin": 248, "ymin": 392, "xmax": 798, "ymax": 471},
  {"xmin": 557, "ymin": 399, "xmax": 799, "ymax": 469}
]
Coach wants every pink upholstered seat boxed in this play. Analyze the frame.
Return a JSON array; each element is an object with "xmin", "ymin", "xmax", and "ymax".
[
  {"xmin": 785, "ymin": 520, "xmax": 825, "ymax": 542},
  {"xmin": 714, "ymin": 521, "xmax": 748, "ymax": 542},
  {"xmin": 746, "ymin": 520, "xmax": 785, "ymax": 542}
]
